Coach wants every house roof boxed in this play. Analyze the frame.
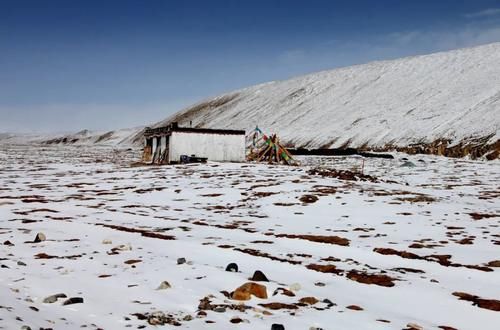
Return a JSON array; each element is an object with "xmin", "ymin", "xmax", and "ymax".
[{"xmin": 144, "ymin": 123, "xmax": 245, "ymax": 138}]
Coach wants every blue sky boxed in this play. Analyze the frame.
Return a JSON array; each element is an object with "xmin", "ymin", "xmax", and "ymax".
[{"xmin": 1, "ymin": 0, "xmax": 500, "ymax": 132}]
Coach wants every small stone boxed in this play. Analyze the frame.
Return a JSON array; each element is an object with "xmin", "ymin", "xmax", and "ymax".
[
  {"xmin": 177, "ymin": 257, "xmax": 186, "ymax": 265},
  {"xmin": 213, "ymin": 306, "xmax": 226, "ymax": 313},
  {"xmin": 230, "ymin": 317, "xmax": 243, "ymax": 323},
  {"xmin": 102, "ymin": 239, "xmax": 112, "ymax": 244},
  {"xmin": 34, "ymin": 233, "xmax": 46, "ymax": 243},
  {"xmin": 346, "ymin": 304, "xmax": 363, "ymax": 311},
  {"xmin": 250, "ymin": 270, "xmax": 269, "ymax": 282},
  {"xmin": 407, "ymin": 323, "xmax": 424, "ymax": 330},
  {"xmin": 225, "ymin": 262, "xmax": 238, "ymax": 272},
  {"xmin": 299, "ymin": 297, "xmax": 319, "ymax": 305},
  {"xmin": 182, "ymin": 314, "xmax": 193, "ymax": 321},
  {"xmin": 314, "ymin": 282, "xmax": 325, "ymax": 287},
  {"xmin": 271, "ymin": 324, "xmax": 285, "ymax": 330},
  {"xmin": 43, "ymin": 293, "xmax": 67, "ymax": 304},
  {"xmin": 17, "ymin": 261, "xmax": 27, "ymax": 266},
  {"xmin": 20, "ymin": 326, "xmax": 32, "ymax": 330},
  {"xmin": 62, "ymin": 297, "xmax": 84, "ymax": 305},
  {"xmin": 309, "ymin": 327, "xmax": 324, "ymax": 330},
  {"xmin": 156, "ymin": 281, "xmax": 171, "ymax": 290},
  {"xmin": 289, "ymin": 283, "xmax": 301, "ymax": 292}
]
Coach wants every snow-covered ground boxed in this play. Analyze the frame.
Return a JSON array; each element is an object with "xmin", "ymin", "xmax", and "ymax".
[{"xmin": 0, "ymin": 145, "xmax": 498, "ymax": 329}]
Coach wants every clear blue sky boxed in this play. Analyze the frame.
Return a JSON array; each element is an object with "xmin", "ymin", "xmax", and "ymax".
[{"xmin": 1, "ymin": 0, "xmax": 500, "ymax": 132}]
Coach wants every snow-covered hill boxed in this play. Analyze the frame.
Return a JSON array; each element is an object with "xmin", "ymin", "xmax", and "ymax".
[
  {"xmin": 152, "ymin": 42, "xmax": 500, "ymax": 159},
  {"xmin": 2, "ymin": 43, "xmax": 499, "ymax": 158}
]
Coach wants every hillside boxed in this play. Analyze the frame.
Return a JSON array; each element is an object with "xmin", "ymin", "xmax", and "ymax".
[
  {"xmin": 152, "ymin": 42, "xmax": 500, "ymax": 159},
  {"xmin": 3, "ymin": 42, "xmax": 499, "ymax": 159}
]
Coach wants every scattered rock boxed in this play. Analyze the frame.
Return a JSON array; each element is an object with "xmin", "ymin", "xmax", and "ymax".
[
  {"xmin": 299, "ymin": 194, "xmax": 319, "ymax": 203},
  {"xmin": 230, "ymin": 317, "xmax": 244, "ymax": 323},
  {"xmin": 62, "ymin": 297, "xmax": 84, "ymax": 305},
  {"xmin": 346, "ymin": 305, "xmax": 363, "ymax": 311},
  {"xmin": 299, "ymin": 297, "xmax": 319, "ymax": 305},
  {"xmin": 259, "ymin": 302, "xmax": 298, "ymax": 310},
  {"xmin": 231, "ymin": 282, "xmax": 268, "ymax": 300},
  {"xmin": 406, "ymin": 323, "xmax": 423, "ymax": 330},
  {"xmin": 273, "ymin": 287, "xmax": 295, "ymax": 297},
  {"xmin": 271, "ymin": 324, "xmax": 285, "ymax": 330},
  {"xmin": 225, "ymin": 262, "xmax": 238, "ymax": 272},
  {"xmin": 213, "ymin": 306, "xmax": 226, "ymax": 313},
  {"xmin": 250, "ymin": 270, "xmax": 269, "ymax": 282},
  {"xmin": 17, "ymin": 261, "xmax": 27, "ymax": 266},
  {"xmin": 486, "ymin": 260, "xmax": 500, "ymax": 267},
  {"xmin": 43, "ymin": 293, "xmax": 67, "ymax": 304},
  {"xmin": 156, "ymin": 281, "xmax": 172, "ymax": 290},
  {"xmin": 34, "ymin": 233, "xmax": 46, "ymax": 243},
  {"xmin": 177, "ymin": 257, "xmax": 186, "ymax": 265}
]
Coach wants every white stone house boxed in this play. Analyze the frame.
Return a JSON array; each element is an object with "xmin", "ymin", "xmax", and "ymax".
[{"xmin": 143, "ymin": 123, "xmax": 246, "ymax": 164}]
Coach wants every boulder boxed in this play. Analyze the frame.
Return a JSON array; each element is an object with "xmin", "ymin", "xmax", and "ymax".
[{"xmin": 231, "ymin": 282, "xmax": 268, "ymax": 300}]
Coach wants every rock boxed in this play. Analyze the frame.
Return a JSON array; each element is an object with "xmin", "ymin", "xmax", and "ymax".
[
  {"xmin": 407, "ymin": 323, "xmax": 424, "ymax": 330},
  {"xmin": 271, "ymin": 324, "xmax": 285, "ymax": 330},
  {"xmin": 400, "ymin": 161, "xmax": 416, "ymax": 168},
  {"xmin": 250, "ymin": 270, "xmax": 269, "ymax": 282},
  {"xmin": 213, "ymin": 306, "xmax": 226, "ymax": 313},
  {"xmin": 17, "ymin": 261, "xmax": 27, "ymax": 266},
  {"xmin": 273, "ymin": 287, "xmax": 295, "ymax": 297},
  {"xmin": 34, "ymin": 233, "xmax": 46, "ymax": 243},
  {"xmin": 486, "ymin": 260, "xmax": 500, "ymax": 267},
  {"xmin": 20, "ymin": 326, "xmax": 32, "ymax": 330},
  {"xmin": 156, "ymin": 281, "xmax": 172, "ymax": 290},
  {"xmin": 309, "ymin": 327, "xmax": 324, "ymax": 330},
  {"xmin": 182, "ymin": 314, "xmax": 193, "ymax": 321},
  {"xmin": 43, "ymin": 293, "xmax": 67, "ymax": 304},
  {"xmin": 346, "ymin": 304, "xmax": 363, "ymax": 311},
  {"xmin": 225, "ymin": 262, "xmax": 238, "ymax": 272},
  {"xmin": 230, "ymin": 317, "xmax": 244, "ymax": 323},
  {"xmin": 299, "ymin": 297, "xmax": 319, "ymax": 305},
  {"xmin": 289, "ymin": 283, "xmax": 301, "ymax": 291},
  {"xmin": 299, "ymin": 194, "xmax": 319, "ymax": 203},
  {"xmin": 102, "ymin": 239, "xmax": 112, "ymax": 244},
  {"xmin": 3, "ymin": 240, "xmax": 14, "ymax": 246},
  {"xmin": 177, "ymin": 257, "xmax": 186, "ymax": 265},
  {"xmin": 62, "ymin": 297, "xmax": 84, "ymax": 305},
  {"xmin": 260, "ymin": 302, "xmax": 298, "ymax": 310},
  {"xmin": 231, "ymin": 282, "xmax": 268, "ymax": 300}
]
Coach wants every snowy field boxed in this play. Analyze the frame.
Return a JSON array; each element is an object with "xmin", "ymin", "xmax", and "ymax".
[{"xmin": 0, "ymin": 145, "xmax": 499, "ymax": 330}]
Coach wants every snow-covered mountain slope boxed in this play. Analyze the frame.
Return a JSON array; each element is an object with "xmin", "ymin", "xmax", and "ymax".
[
  {"xmin": 0, "ymin": 127, "xmax": 143, "ymax": 147},
  {"xmin": 152, "ymin": 42, "xmax": 500, "ymax": 158}
]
